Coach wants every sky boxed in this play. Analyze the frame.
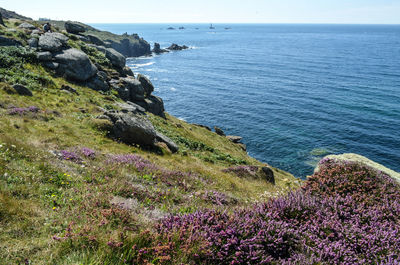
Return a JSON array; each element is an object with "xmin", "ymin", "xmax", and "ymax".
[{"xmin": 1, "ymin": 0, "xmax": 400, "ymax": 24}]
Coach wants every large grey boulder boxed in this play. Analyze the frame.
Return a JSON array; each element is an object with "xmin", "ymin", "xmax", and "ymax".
[
  {"xmin": 18, "ymin": 22, "xmax": 36, "ymax": 30},
  {"xmin": 65, "ymin": 21, "xmax": 86, "ymax": 34},
  {"xmin": 105, "ymin": 110, "xmax": 157, "ymax": 147},
  {"xmin": 137, "ymin": 74, "xmax": 154, "ymax": 96},
  {"xmin": 226, "ymin": 135, "xmax": 242, "ymax": 143},
  {"xmin": 54, "ymin": 48, "xmax": 97, "ymax": 81},
  {"xmin": 104, "ymin": 110, "xmax": 178, "ymax": 152},
  {"xmin": 38, "ymin": 32, "xmax": 69, "ymax": 52},
  {"xmin": 105, "ymin": 48, "xmax": 126, "ymax": 69}
]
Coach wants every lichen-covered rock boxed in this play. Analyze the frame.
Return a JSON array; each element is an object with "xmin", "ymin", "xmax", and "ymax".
[
  {"xmin": 38, "ymin": 32, "xmax": 69, "ymax": 52},
  {"xmin": 261, "ymin": 167, "xmax": 275, "ymax": 184},
  {"xmin": 54, "ymin": 48, "xmax": 97, "ymax": 81},
  {"xmin": 65, "ymin": 21, "xmax": 86, "ymax": 34}
]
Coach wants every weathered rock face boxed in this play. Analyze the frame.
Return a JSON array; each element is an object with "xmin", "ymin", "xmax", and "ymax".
[
  {"xmin": 105, "ymin": 48, "xmax": 126, "ymax": 69},
  {"xmin": 109, "ymin": 38, "xmax": 151, "ymax": 57},
  {"xmin": 0, "ymin": 36, "xmax": 22, "ymax": 46},
  {"xmin": 86, "ymin": 72, "xmax": 109, "ymax": 91},
  {"xmin": 54, "ymin": 48, "xmax": 97, "ymax": 81},
  {"xmin": 136, "ymin": 95, "xmax": 165, "ymax": 118},
  {"xmin": 315, "ymin": 153, "xmax": 400, "ymax": 184},
  {"xmin": 18, "ymin": 22, "xmax": 36, "ymax": 30},
  {"xmin": 119, "ymin": 77, "xmax": 145, "ymax": 101},
  {"xmin": 38, "ymin": 32, "xmax": 69, "ymax": 52},
  {"xmin": 65, "ymin": 21, "xmax": 86, "ymax": 34},
  {"xmin": 137, "ymin": 74, "xmax": 154, "ymax": 96}
]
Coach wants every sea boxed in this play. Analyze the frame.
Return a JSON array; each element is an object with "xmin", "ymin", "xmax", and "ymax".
[{"xmin": 90, "ymin": 23, "xmax": 400, "ymax": 178}]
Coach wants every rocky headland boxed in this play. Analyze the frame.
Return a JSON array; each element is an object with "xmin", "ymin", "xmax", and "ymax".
[{"xmin": 0, "ymin": 7, "xmax": 399, "ymax": 265}]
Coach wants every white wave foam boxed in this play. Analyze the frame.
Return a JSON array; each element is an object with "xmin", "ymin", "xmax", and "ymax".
[
  {"xmin": 170, "ymin": 87, "xmax": 177, "ymax": 91},
  {"xmin": 132, "ymin": 62, "xmax": 155, "ymax": 68}
]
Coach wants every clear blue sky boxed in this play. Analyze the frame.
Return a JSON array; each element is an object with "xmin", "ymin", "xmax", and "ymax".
[{"xmin": 1, "ymin": 0, "xmax": 400, "ymax": 24}]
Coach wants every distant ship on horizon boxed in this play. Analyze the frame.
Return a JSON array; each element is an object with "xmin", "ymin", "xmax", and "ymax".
[{"xmin": 209, "ymin": 23, "xmax": 215, "ymax": 29}]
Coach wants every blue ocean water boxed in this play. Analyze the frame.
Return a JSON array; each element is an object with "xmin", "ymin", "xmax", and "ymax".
[{"xmin": 91, "ymin": 23, "xmax": 400, "ymax": 178}]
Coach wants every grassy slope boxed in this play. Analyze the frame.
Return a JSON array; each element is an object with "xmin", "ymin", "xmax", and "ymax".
[{"xmin": 0, "ymin": 20, "xmax": 300, "ymax": 264}]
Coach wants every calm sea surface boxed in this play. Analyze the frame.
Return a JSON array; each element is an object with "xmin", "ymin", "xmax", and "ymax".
[{"xmin": 91, "ymin": 23, "xmax": 400, "ymax": 178}]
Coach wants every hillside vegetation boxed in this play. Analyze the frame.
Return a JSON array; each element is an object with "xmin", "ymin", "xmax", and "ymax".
[{"xmin": 1, "ymin": 11, "xmax": 399, "ymax": 265}]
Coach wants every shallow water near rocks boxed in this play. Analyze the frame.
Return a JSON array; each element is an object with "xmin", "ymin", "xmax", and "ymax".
[{"xmin": 92, "ymin": 23, "xmax": 400, "ymax": 178}]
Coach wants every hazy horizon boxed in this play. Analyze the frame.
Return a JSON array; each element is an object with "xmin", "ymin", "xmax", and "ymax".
[{"xmin": 1, "ymin": 0, "xmax": 400, "ymax": 24}]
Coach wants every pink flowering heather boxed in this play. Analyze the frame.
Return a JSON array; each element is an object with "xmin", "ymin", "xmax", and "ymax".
[
  {"xmin": 8, "ymin": 106, "xmax": 40, "ymax": 115},
  {"xmin": 60, "ymin": 150, "xmax": 80, "ymax": 162},
  {"xmin": 80, "ymin": 147, "xmax": 96, "ymax": 158},
  {"xmin": 136, "ymin": 160, "xmax": 400, "ymax": 264}
]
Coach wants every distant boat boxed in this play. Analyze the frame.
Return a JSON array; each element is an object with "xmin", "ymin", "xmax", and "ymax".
[
  {"xmin": 225, "ymin": 27, "xmax": 231, "ymax": 30},
  {"xmin": 179, "ymin": 27, "xmax": 185, "ymax": 30},
  {"xmin": 209, "ymin": 23, "xmax": 215, "ymax": 29},
  {"xmin": 167, "ymin": 27, "xmax": 175, "ymax": 30}
]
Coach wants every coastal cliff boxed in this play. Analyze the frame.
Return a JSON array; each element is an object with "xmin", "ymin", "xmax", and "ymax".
[{"xmin": 1, "ymin": 8, "xmax": 399, "ymax": 265}]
